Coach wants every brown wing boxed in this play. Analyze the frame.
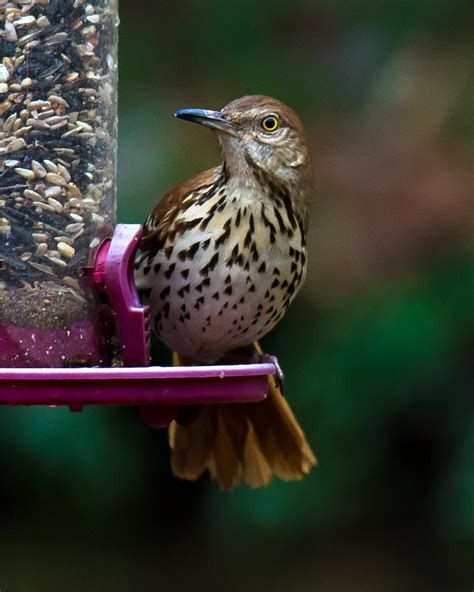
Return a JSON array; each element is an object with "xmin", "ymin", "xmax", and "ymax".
[{"xmin": 140, "ymin": 166, "xmax": 222, "ymax": 253}]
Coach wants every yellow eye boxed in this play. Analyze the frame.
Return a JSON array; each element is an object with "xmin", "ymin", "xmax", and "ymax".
[{"xmin": 261, "ymin": 115, "xmax": 279, "ymax": 132}]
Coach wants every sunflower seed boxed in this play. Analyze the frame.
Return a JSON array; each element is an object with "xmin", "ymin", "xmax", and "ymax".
[
  {"xmin": 31, "ymin": 160, "xmax": 47, "ymax": 177},
  {"xmin": 57, "ymin": 242, "xmax": 76, "ymax": 259},
  {"xmin": 15, "ymin": 167, "xmax": 35, "ymax": 180}
]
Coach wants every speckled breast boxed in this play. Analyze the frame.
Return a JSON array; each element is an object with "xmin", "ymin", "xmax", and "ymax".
[{"xmin": 136, "ymin": 185, "xmax": 306, "ymax": 362}]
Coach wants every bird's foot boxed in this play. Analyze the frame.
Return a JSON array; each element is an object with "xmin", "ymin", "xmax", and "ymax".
[{"xmin": 251, "ymin": 352, "xmax": 285, "ymax": 394}]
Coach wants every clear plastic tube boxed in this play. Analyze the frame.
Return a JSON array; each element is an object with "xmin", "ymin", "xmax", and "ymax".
[{"xmin": 0, "ymin": 0, "xmax": 118, "ymax": 367}]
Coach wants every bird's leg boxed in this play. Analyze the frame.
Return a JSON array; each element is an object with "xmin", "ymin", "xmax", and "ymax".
[
  {"xmin": 172, "ymin": 351, "xmax": 183, "ymax": 366},
  {"xmin": 250, "ymin": 342, "xmax": 285, "ymax": 394},
  {"xmin": 214, "ymin": 343, "xmax": 285, "ymax": 393}
]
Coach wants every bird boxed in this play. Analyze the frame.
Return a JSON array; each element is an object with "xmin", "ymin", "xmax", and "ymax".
[{"xmin": 135, "ymin": 95, "xmax": 316, "ymax": 489}]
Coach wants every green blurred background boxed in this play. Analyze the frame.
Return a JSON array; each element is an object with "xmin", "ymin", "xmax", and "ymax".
[{"xmin": 1, "ymin": 0, "xmax": 473, "ymax": 590}]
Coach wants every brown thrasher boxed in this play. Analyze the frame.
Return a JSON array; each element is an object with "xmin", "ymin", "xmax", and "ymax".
[{"xmin": 135, "ymin": 95, "xmax": 316, "ymax": 489}]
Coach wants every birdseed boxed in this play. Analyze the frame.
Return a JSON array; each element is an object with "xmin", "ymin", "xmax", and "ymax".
[{"xmin": 0, "ymin": 0, "xmax": 118, "ymax": 330}]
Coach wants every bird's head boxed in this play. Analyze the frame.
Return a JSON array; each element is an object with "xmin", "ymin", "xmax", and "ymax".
[{"xmin": 175, "ymin": 95, "xmax": 312, "ymax": 201}]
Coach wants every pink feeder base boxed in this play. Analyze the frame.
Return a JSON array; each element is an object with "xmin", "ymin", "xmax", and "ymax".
[{"xmin": 0, "ymin": 321, "xmax": 103, "ymax": 368}]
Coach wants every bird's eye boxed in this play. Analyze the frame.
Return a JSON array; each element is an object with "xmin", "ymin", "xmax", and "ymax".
[{"xmin": 261, "ymin": 115, "xmax": 279, "ymax": 132}]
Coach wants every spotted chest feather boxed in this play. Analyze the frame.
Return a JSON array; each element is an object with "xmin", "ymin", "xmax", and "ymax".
[
  {"xmin": 135, "ymin": 167, "xmax": 307, "ymax": 363},
  {"xmin": 137, "ymin": 192, "xmax": 306, "ymax": 361}
]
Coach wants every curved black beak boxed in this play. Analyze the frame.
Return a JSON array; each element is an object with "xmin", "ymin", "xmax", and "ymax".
[{"xmin": 174, "ymin": 108, "xmax": 236, "ymax": 135}]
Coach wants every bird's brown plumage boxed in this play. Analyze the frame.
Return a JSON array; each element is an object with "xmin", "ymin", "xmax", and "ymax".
[
  {"xmin": 136, "ymin": 95, "xmax": 316, "ymax": 488},
  {"xmin": 140, "ymin": 166, "xmax": 223, "ymax": 253}
]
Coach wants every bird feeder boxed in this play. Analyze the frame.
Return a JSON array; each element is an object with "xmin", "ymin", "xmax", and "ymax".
[{"xmin": 0, "ymin": 0, "xmax": 274, "ymax": 427}]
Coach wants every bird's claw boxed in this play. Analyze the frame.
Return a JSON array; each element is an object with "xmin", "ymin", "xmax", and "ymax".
[{"xmin": 253, "ymin": 352, "xmax": 285, "ymax": 394}]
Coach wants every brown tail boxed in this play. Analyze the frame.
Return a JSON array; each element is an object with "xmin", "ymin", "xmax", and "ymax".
[{"xmin": 168, "ymin": 345, "xmax": 317, "ymax": 490}]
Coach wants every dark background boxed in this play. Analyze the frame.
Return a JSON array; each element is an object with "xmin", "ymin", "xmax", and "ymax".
[{"xmin": 1, "ymin": 1, "xmax": 473, "ymax": 590}]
